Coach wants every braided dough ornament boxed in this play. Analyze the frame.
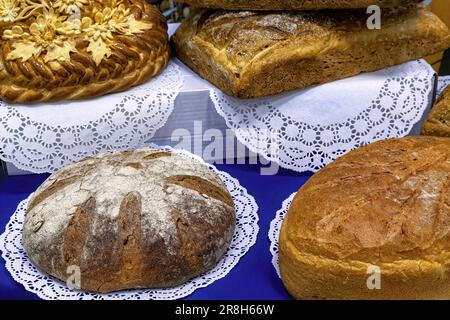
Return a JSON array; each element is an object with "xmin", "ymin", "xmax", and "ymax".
[{"xmin": 0, "ymin": 0, "xmax": 170, "ymax": 103}]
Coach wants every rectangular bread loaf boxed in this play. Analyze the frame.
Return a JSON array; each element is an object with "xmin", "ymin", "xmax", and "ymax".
[
  {"xmin": 172, "ymin": 7, "xmax": 450, "ymax": 99},
  {"xmin": 176, "ymin": 0, "xmax": 420, "ymax": 10}
]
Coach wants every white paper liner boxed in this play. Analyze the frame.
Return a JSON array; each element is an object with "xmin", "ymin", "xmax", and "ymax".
[
  {"xmin": 268, "ymin": 193, "xmax": 296, "ymax": 279},
  {"xmin": 211, "ymin": 60, "xmax": 436, "ymax": 173},
  {"xmin": 0, "ymin": 61, "xmax": 184, "ymax": 174},
  {"xmin": 437, "ymin": 75, "xmax": 450, "ymax": 95}
]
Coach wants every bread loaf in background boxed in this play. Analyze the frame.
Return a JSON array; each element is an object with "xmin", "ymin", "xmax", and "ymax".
[
  {"xmin": 172, "ymin": 6, "xmax": 450, "ymax": 99},
  {"xmin": 422, "ymin": 86, "xmax": 450, "ymax": 137},
  {"xmin": 23, "ymin": 148, "xmax": 236, "ymax": 293},
  {"xmin": 279, "ymin": 137, "xmax": 450, "ymax": 300},
  {"xmin": 176, "ymin": 0, "xmax": 420, "ymax": 10}
]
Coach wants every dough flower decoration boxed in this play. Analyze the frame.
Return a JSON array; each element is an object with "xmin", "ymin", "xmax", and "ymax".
[
  {"xmin": 0, "ymin": 0, "xmax": 20, "ymax": 22},
  {"xmin": 54, "ymin": 0, "xmax": 88, "ymax": 14},
  {"xmin": 1, "ymin": 0, "xmax": 154, "ymax": 65},
  {"xmin": 3, "ymin": 7, "xmax": 80, "ymax": 62},
  {"xmin": 0, "ymin": 0, "xmax": 45, "ymax": 23},
  {"xmin": 81, "ymin": 2, "xmax": 153, "ymax": 65}
]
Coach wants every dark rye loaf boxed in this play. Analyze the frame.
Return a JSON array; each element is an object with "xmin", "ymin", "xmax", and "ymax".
[{"xmin": 23, "ymin": 148, "xmax": 236, "ymax": 293}]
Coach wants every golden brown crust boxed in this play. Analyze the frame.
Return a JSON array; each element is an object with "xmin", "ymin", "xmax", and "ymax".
[
  {"xmin": 172, "ymin": 7, "xmax": 450, "ymax": 99},
  {"xmin": 279, "ymin": 137, "xmax": 450, "ymax": 300},
  {"xmin": 422, "ymin": 86, "xmax": 450, "ymax": 137},
  {"xmin": 177, "ymin": 0, "xmax": 420, "ymax": 10},
  {"xmin": 0, "ymin": 0, "xmax": 170, "ymax": 104}
]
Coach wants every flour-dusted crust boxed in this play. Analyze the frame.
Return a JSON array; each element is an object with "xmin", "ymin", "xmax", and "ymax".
[
  {"xmin": 177, "ymin": 0, "xmax": 420, "ymax": 10},
  {"xmin": 422, "ymin": 86, "xmax": 450, "ymax": 137},
  {"xmin": 172, "ymin": 7, "xmax": 450, "ymax": 99},
  {"xmin": 279, "ymin": 137, "xmax": 450, "ymax": 300},
  {"xmin": 23, "ymin": 148, "xmax": 236, "ymax": 293},
  {"xmin": 0, "ymin": 0, "xmax": 169, "ymax": 104}
]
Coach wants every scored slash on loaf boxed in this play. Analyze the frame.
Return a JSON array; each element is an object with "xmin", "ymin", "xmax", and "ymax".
[
  {"xmin": 172, "ymin": 6, "xmax": 450, "ymax": 99},
  {"xmin": 23, "ymin": 148, "xmax": 236, "ymax": 293}
]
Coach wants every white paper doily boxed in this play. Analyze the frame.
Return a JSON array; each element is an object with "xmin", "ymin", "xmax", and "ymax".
[
  {"xmin": 437, "ymin": 75, "xmax": 450, "ymax": 96},
  {"xmin": 269, "ymin": 193, "xmax": 296, "ymax": 279},
  {"xmin": 212, "ymin": 60, "xmax": 435, "ymax": 173},
  {"xmin": 0, "ymin": 145, "xmax": 259, "ymax": 300},
  {"xmin": 0, "ymin": 61, "xmax": 183, "ymax": 174}
]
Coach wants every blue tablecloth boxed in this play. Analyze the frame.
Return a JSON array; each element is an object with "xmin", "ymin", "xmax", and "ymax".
[{"xmin": 0, "ymin": 163, "xmax": 313, "ymax": 300}]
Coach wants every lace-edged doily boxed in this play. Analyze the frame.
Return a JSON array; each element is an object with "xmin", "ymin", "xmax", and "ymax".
[
  {"xmin": 212, "ymin": 60, "xmax": 435, "ymax": 173},
  {"xmin": 437, "ymin": 76, "xmax": 450, "ymax": 96},
  {"xmin": 0, "ymin": 61, "xmax": 183, "ymax": 174},
  {"xmin": 269, "ymin": 193, "xmax": 296, "ymax": 279},
  {"xmin": 0, "ymin": 145, "xmax": 259, "ymax": 300}
]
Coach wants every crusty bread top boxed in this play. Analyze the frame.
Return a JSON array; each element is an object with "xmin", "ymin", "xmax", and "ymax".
[
  {"xmin": 26, "ymin": 148, "xmax": 231, "ymax": 249},
  {"xmin": 174, "ymin": 7, "xmax": 450, "ymax": 80},
  {"xmin": 422, "ymin": 86, "xmax": 450, "ymax": 137},
  {"xmin": 0, "ymin": 0, "xmax": 169, "ymax": 103},
  {"xmin": 177, "ymin": 0, "xmax": 420, "ymax": 10},
  {"xmin": 284, "ymin": 137, "xmax": 450, "ymax": 263}
]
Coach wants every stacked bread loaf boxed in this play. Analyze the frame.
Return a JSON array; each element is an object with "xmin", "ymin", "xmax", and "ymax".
[{"xmin": 172, "ymin": 0, "xmax": 450, "ymax": 98}]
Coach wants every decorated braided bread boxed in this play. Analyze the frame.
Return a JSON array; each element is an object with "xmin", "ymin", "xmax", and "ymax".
[{"xmin": 0, "ymin": 0, "xmax": 169, "ymax": 103}]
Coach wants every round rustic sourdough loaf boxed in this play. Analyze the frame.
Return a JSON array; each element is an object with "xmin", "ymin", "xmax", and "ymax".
[
  {"xmin": 23, "ymin": 148, "xmax": 236, "ymax": 293},
  {"xmin": 279, "ymin": 136, "xmax": 450, "ymax": 300}
]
